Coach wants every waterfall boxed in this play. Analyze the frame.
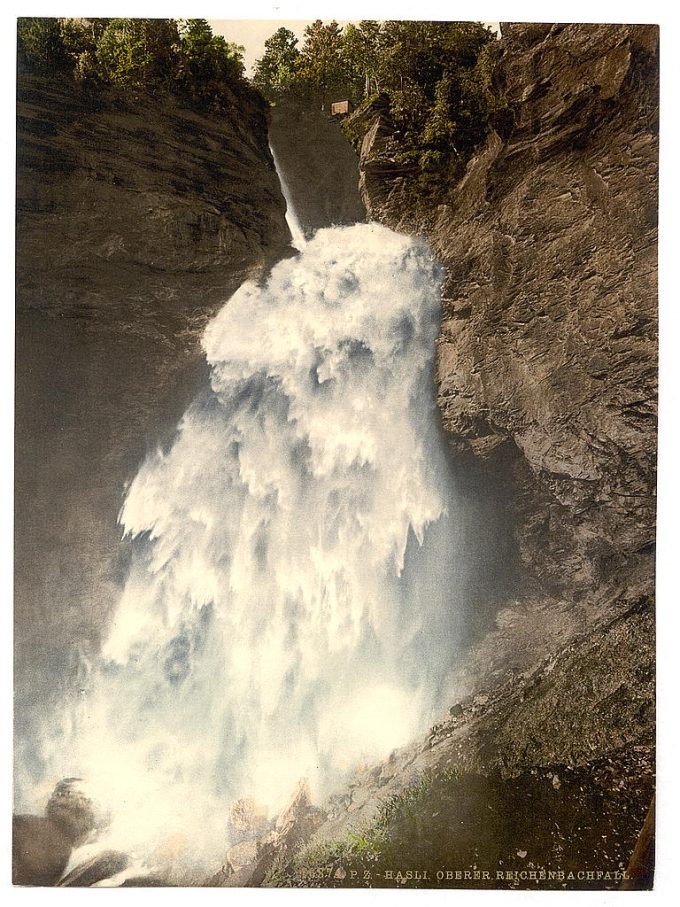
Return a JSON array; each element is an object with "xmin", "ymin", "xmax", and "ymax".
[
  {"xmin": 270, "ymin": 143, "xmax": 306, "ymax": 250},
  {"xmin": 26, "ymin": 175, "xmax": 471, "ymax": 883}
]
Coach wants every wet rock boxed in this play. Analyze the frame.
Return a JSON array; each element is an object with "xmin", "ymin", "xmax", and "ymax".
[
  {"xmin": 344, "ymin": 34, "xmax": 658, "ymax": 884},
  {"xmin": 16, "ymin": 74, "xmax": 291, "ymax": 321},
  {"xmin": 13, "ymin": 780, "xmax": 164, "ymax": 889},
  {"xmin": 13, "ymin": 778, "xmax": 99, "ymax": 886},
  {"xmin": 268, "ymin": 101, "xmax": 366, "ymax": 235},
  {"xmin": 12, "ymin": 815, "xmax": 73, "ymax": 886},
  {"xmin": 45, "ymin": 778, "xmax": 97, "ymax": 847},
  {"xmin": 278, "ymin": 596, "xmax": 654, "ymax": 889},
  {"xmin": 119, "ymin": 876, "xmax": 167, "ymax": 887},
  {"xmin": 228, "ymin": 797, "xmax": 271, "ymax": 839},
  {"xmin": 15, "ymin": 69, "xmax": 294, "ymax": 756},
  {"xmin": 209, "ymin": 780, "xmax": 327, "ymax": 887},
  {"xmin": 226, "ymin": 839, "xmax": 259, "ymax": 872},
  {"xmin": 58, "ymin": 850, "xmax": 129, "ymax": 887},
  {"xmin": 274, "ymin": 779, "xmax": 327, "ymax": 852}
]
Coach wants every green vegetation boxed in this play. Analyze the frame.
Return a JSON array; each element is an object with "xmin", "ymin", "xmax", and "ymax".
[
  {"xmin": 254, "ymin": 20, "xmax": 500, "ymax": 197},
  {"xmin": 251, "ymin": 27, "xmax": 302, "ymax": 101},
  {"xmin": 264, "ymin": 767, "xmax": 468, "ymax": 888},
  {"xmin": 17, "ymin": 17, "xmax": 247, "ymax": 110}
]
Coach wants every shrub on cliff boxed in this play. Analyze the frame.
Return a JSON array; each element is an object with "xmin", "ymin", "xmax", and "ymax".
[
  {"xmin": 254, "ymin": 20, "xmax": 348, "ymax": 109},
  {"xmin": 17, "ymin": 18, "xmax": 70, "ymax": 72},
  {"xmin": 175, "ymin": 18, "xmax": 246, "ymax": 104},
  {"xmin": 95, "ymin": 19, "xmax": 179, "ymax": 88},
  {"xmin": 348, "ymin": 21, "xmax": 496, "ymax": 197}
]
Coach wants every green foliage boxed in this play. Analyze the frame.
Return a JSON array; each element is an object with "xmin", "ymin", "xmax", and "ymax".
[
  {"xmin": 178, "ymin": 18, "xmax": 245, "ymax": 88},
  {"xmin": 95, "ymin": 19, "xmax": 178, "ymax": 87},
  {"xmin": 253, "ymin": 27, "xmax": 301, "ymax": 101},
  {"xmin": 17, "ymin": 18, "xmax": 68, "ymax": 70},
  {"xmin": 17, "ymin": 17, "xmax": 247, "ymax": 110},
  {"xmin": 370, "ymin": 21, "xmax": 495, "ymax": 194},
  {"xmin": 340, "ymin": 21, "xmax": 382, "ymax": 97},
  {"xmin": 295, "ymin": 20, "xmax": 346, "ymax": 109}
]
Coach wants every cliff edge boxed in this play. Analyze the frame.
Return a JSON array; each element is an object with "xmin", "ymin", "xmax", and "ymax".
[{"xmin": 14, "ymin": 74, "xmax": 292, "ymax": 824}]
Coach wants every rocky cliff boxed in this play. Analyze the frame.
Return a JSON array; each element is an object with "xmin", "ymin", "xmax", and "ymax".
[
  {"xmin": 268, "ymin": 102, "xmax": 366, "ymax": 235},
  {"xmin": 353, "ymin": 21, "xmax": 658, "ymax": 649},
  {"xmin": 16, "ymin": 25, "xmax": 659, "ymax": 888},
  {"xmin": 17, "ymin": 74, "xmax": 291, "ymax": 313}
]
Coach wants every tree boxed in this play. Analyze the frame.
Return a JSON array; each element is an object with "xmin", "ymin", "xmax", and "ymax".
[
  {"xmin": 375, "ymin": 21, "xmax": 492, "ymax": 98},
  {"xmin": 344, "ymin": 20, "xmax": 496, "ymax": 196},
  {"xmin": 341, "ymin": 21, "xmax": 382, "ymax": 98},
  {"xmin": 178, "ymin": 19, "xmax": 245, "ymax": 87},
  {"xmin": 142, "ymin": 19, "xmax": 182, "ymax": 84},
  {"xmin": 296, "ymin": 20, "xmax": 345, "ymax": 110},
  {"xmin": 17, "ymin": 16, "xmax": 250, "ymax": 110},
  {"xmin": 95, "ymin": 18, "xmax": 179, "ymax": 87},
  {"xmin": 57, "ymin": 18, "xmax": 110, "ymax": 84},
  {"xmin": 17, "ymin": 17, "xmax": 68, "ymax": 71},
  {"xmin": 59, "ymin": 18, "xmax": 109, "ymax": 58},
  {"xmin": 423, "ymin": 66, "xmax": 490, "ymax": 159},
  {"xmin": 252, "ymin": 18, "xmax": 495, "ymax": 193},
  {"xmin": 253, "ymin": 27, "xmax": 301, "ymax": 101}
]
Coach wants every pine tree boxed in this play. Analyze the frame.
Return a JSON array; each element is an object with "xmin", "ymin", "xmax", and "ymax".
[
  {"xmin": 253, "ymin": 27, "xmax": 301, "ymax": 101},
  {"xmin": 296, "ymin": 20, "xmax": 345, "ymax": 110}
]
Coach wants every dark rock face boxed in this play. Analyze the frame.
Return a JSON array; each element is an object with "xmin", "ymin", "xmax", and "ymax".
[
  {"xmin": 17, "ymin": 75, "xmax": 291, "ymax": 298},
  {"xmin": 355, "ymin": 22, "xmax": 658, "ymax": 610},
  {"xmin": 206, "ymin": 781, "xmax": 327, "ymax": 887},
  {"xmin": 270, "ymin": 595, "xmax": 654, "ymax": 890},
  {"xmin": 12, "ymin": 815, "xmax": 73, "ymax": 886},
  {"xmin": 58, "ymin": 850, "xmax": 129, "ymax": 887},
  {"xmin": 13, "ymin": 778, "xmax": 98, "ymax": 885},
  {"xmin": 268, "ymin": 101, "xmax": 366, "ymax": 235},
  {"xmin": 45, "ymin": 778, "xmax": 97, "ymax": 847},
  {"xmin": 350, "ymin": 92, "xmax": 418, "ymax": 226}
]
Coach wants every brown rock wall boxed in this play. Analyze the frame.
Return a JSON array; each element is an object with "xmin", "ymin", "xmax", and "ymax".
[
  {"xmin": 16, "ymin": 75, "xmax": 291, "ymax": 313},
  {"xmin": 355, "ymin": 24, "xmax": 658, "ymax": 596}
]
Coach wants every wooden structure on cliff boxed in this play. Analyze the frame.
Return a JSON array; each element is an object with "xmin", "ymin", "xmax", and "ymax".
[{"xmin": 330, "ymin": 99, "xmax": 354, "ymax": 117}]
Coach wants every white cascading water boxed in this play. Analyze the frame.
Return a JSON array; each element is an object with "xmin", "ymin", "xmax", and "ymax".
[
  {"xmin": 270, "ymin": 143, "xmax": 307, "ymax": 249},
  {"xmin": 28, "ymin": 174, "xmax": 471, "ymax": 883}
]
